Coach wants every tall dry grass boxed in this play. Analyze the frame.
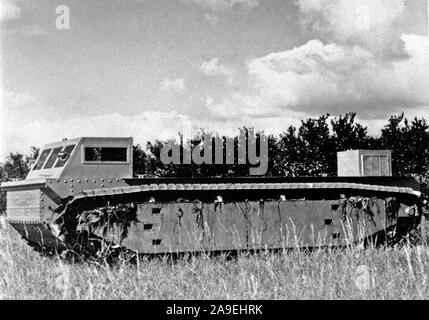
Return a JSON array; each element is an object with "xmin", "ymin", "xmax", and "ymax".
[{"xmin": 0, "ymin": 224, "xmax": 428, "ymax": 300}]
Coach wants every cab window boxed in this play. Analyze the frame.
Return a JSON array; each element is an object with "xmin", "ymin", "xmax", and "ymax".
[
  {"xmin": 43, "ymin": 147, "xmax": 63, "ymax": 169},
  {"xmin": 55, "ymin": 145, "xmax": 75, "ymax": 168},
  {"xmin": 33, "ymin": 149, "xmax": 51, "ymax": 170},
  {"xmin": 84, "ymin": 147, "xmax": 127, "ymax": 162}
]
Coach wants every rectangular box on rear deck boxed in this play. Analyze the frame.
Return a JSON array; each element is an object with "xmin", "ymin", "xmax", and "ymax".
[{"xmin": 337, "ymin": 150, "xmax": 392, "ymax": 177}]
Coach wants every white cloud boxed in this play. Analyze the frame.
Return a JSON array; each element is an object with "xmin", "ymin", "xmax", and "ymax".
[
  {"xmin": 204, "ymin": 13, "xmax": 219, "ymax": 26},
  {"xmin": 19, "ymin": 25, "xmax": 47, "ymax": 36},
  {"xmin": 199, "ymin": 58, "xmax": 235, "ymax": 84},
  {"xmin": 0, "ymin": 89, "xmax": 33, "ymax": 106},
  {"xmin": 0, "ymin": 89, "xmax": 300, "ymax": 160},
  {"xmin": 295, "ymin": 0, "xmax": 408, "ymax": 57},
  {"xmin": 0, "ymin": 89, "xmax": 191, "ymax": 159},
  {"xmin": 205, "ymin": 94, "xmax": 307, "ymax": 133},
  {"xmin": 202, "ymin": 0, "xmax": 429, "ymax": 125},
  {"xmin": 160, "ymin": 78, "xmax": 186, "ymax": 94},
  {"xmin": 0, "ymin": 0, "xmax": 20, "ymax": 22},
  {"xmin": 1, "ymin": 25, "xmax": 48, "ymax": 36},
  {"xmin": 0, "ymin": 107, "xmax": 193, "ymax": 160},
  {"xmin": 221, "ymin": 35, "xmax": 429, "ymax": 119},
  {"xmin": 180, "ymin": 0, "xmax": 259, "ymax": 11},
  {"xmin": 206, "ymin": 94, "xmax": 281, "ymax": 119},
  {"xmin": 296, "ymin": 0, "xmax": 406, "ymax": 37},
  {"xmin": 2, "ymin": 89, "xmax": 427, "ymax": 161},
  {"xmin": 238, "ymin": 0, "xmax": 429, "ymax": 118}
]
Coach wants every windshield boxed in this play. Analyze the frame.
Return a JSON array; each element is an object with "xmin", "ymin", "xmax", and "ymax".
[
  {"xmin": 55, "ymin": 145, "xmax": 75, "ymax": 168},
  {"xmin": 43, "ymin": 147, "xmax": 62, "ymax": 169},
  {"xmin": 32, "ymin": 145, "xmax": 75, "ymax": 170},
  {"xmin": 33, "ymin": 149, "xmax": 51, "ymax": 170}
]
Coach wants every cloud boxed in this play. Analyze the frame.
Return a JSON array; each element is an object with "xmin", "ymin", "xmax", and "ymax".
[
  {"xmin": 0, "ymin": 0, "xmax": 21, "ymax": 21},
  {"xmin": 295, "ymin": 0, "xmax": 408, "ymax": 57},
  {"xmin": 0, "ymin": 88, "xmax": 297, "ymax": 160},
  {"xmin": 0, "ymin": 89, "xmax": 37, "ymax": 159},
  {"xmin": 203, "ymin": 0, "xmax": 429, "ymax": 124},
  {"xmin": 180, "ymin": 0, "xmax": 259, "ymax": 11},
  {"xmin": 213, "ymin": 35, "xmax": 429, "ymax": 120},
  {"xmin": 160, "ymin": 78, "xmax": 186, "ymax": 94},
  {"xmin": 2, "ymin": 90, "xmax": 427, "ymax": 161},
  {"xmin": 0, "ymin": 104, "xmax": 308, "ymax": 161},
  {"xmin": 0, "ymin": 107, "xmax": 194, "ymax": 160},
  {"xmin": 205, "ymin": 94, "xmax": 308, "ymax": 133},
  {"xmin": 204, "ymin": 13, "xmax": 219, "ymax": 26},
  {"xmin": 19, "ymin": 25, "xmax": 47, "ymax": 36},
  {"xmin": 296, "ymin": 0, "xmax": 406, "ymax": 35},
  {"xmin": 0, "ymin": 89, "xmax": 34, "ymax": 106},
  {"xmin": 1, "ymin": 89, "xmax": 198, "ymax": 160},
  {"xmin": 1, "ymin": 25, "xmax": 48, "ymax": 36},
  {"xmin": 206, "ymin": 94, "xmax": 281, "ymax": 119},
  {"xmin": 199, "ymin": 58, "xmax": 235, "ymax": 84}
]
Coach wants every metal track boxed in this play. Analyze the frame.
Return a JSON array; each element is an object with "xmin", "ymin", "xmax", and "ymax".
[
  {"xmin": 45, "ymin": 181, "xmax": 422, "ymax": 262},
  {"xmin": 70, "ymin": 181, "xmax": 420, "ymax": 201}
]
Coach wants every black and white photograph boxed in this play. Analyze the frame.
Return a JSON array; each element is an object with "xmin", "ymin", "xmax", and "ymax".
[{"xmin": 0, "ymin": 0, "xmax": 429, "ymax": 304}]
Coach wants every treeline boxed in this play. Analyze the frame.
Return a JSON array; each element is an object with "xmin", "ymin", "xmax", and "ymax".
[
  {"xmin": 133, "ymin": 112, "xmax": 429, "ymax": 182},
  {"xmin": 0, "ymin": 148, "xmax": 39, "ymax": 214},
  {"xmin": 1, "ymin": 112, "xmax": 428, "ymax": 213}
]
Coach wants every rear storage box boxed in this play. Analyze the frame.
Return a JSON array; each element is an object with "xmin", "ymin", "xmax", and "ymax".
[{"xmin": 337, "ymin": 150, "xmax": 392, "ymax": 177}]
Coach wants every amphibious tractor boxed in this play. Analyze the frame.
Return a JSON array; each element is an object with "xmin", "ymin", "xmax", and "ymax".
[{"xmin": 0, "ymin": 137, "xmax": 425, "ymax": 260}]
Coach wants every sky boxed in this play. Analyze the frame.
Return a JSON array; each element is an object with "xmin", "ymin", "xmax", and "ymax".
[{"xmin": 0, "ymin": 0, "xmax": 428, "ymax": 160}]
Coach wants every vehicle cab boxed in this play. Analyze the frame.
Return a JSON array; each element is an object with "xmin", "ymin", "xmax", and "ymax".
[{"xmin": 1, "ymin": 137, "xmax": 133, "ymax": 224}]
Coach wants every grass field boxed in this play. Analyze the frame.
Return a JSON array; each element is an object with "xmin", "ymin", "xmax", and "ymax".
[{"xmin": 0, "ymin": 224, "xmax": 429, "ymax": 300}]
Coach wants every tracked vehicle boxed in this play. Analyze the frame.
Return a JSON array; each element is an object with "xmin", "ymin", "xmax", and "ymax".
[{"xmin": 0, "ymin": 137, "xmax": 424, "ymax": 260}]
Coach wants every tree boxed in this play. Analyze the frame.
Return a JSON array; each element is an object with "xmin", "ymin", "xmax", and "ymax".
[
  {"xmin": 2, "ymin": 153, "xmax": 30, "ymax": 180},
  {"xmin": 331, "ymin": 112, "xmax": 370, "ymax": 151},
  {"xmin": 272, "ymin": 125, "xmax": 307, "ymax": 177},
  {"xmin": 0, "ymin": 147, "xmax": 39, "ymax": 214},
  {"xmin": 406, "ymin": 117, "xmax": 429, "ymax": 183},
  {"xmin": 131, "ymin": 113, "xmax": 428, "ymax": 180},
  {"xmin": 380, "ymin": 114, "xmax": 429, "ymax": 181},
  {"xmin": 380, "ymin": 114, "xmax": 422, "ymax": 178}
]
